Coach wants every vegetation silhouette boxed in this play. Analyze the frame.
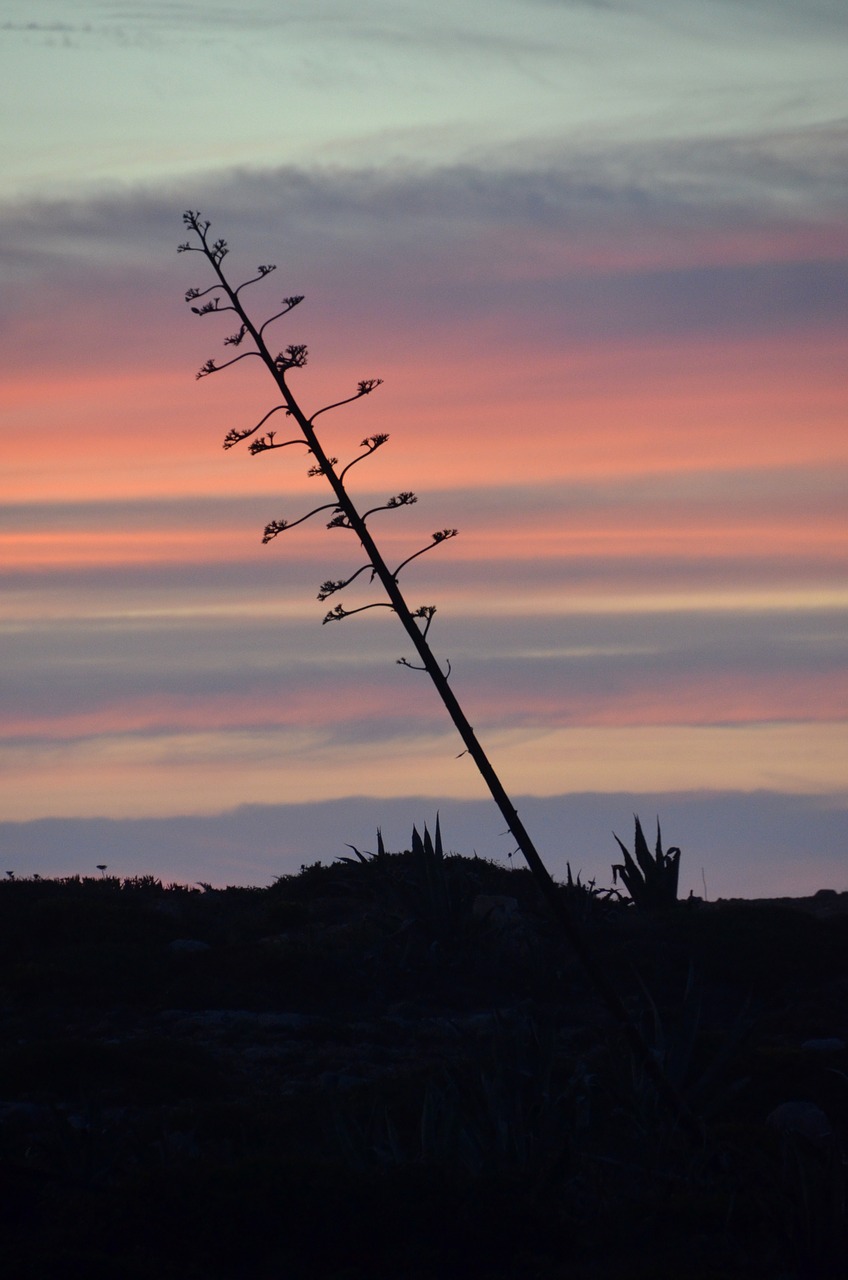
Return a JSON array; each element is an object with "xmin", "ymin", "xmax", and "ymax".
[
  {"xmin": 612, "ymin": 816, "xmax": 681, "ymax": 912},
  {"xmin": 1, "ymin": 861, "xmax": 845, "ymax": 1278}
]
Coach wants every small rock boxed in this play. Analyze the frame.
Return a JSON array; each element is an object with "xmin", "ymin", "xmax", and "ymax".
[
  {"xmin": 766, "ymin": 1100, "xmax": 833, "ymax": 1145},
  {"xmin": 256, "ymin": 1012, "xmax": 310, "ymax": 1031},
  {"xmin": 167, "ymin": 938, "xmax": 211, "ymax": 953},
  {"xmin": 317, "ymin": 1071, "xmax": 361, "ymax": 1091},
  {"xmin": 0, "ymin": 1100, "xmax": 45, "ymax": 1124},
  {"xmin": 472, "ymin": 893, "xmax": 519, "ymax": 925}
]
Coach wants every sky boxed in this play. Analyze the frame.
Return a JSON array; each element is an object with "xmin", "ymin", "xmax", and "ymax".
[{"xmin": 1, "ymin": 0, "xmax": 846, "ymax": 897}]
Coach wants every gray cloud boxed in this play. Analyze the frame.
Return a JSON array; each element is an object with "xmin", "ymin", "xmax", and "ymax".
[
  {"xmin": 1, "ymin": 129, "xmax": 844, "ymax": 386},
  {"xmin": 3, "ymin": 122, "xmax": 845, "ymax": 280},
  {"xmin": 2, "ymin": 551, "xmax": 842, "ymax": 604},
  {"xmin": 4, "ymin": 595, "xmax": 844, "ymax": 738},
  {"xmin": 6, "ymin": 463, "xmax": 845, "ymax": 531},
  {"xmin": 470, "ymin": 258, "xmax": 848, "ymax": 341}
]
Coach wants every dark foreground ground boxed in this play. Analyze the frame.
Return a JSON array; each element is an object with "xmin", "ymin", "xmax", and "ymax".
[{"xmin": 0, "ymin": 848, "xmax": 846, "ymax": 1279}]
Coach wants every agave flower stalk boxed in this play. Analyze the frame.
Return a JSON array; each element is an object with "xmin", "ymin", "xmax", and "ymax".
[{"xmin": 178, "ymin": 212, "xmax": 699, "ymax": 1138}]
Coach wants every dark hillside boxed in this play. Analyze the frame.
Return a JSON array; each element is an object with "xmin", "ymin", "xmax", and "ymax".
[{"xmin": 1, "ymin": 856, "xmax": 845, "ymax": 1279}]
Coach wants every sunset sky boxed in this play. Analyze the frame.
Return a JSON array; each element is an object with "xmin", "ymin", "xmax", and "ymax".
[{"xmin": 2, "ymin": 0, "xmax": 846, "ymax": 896}]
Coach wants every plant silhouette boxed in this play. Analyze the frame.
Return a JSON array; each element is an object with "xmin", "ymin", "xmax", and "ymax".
[
  {"xmin": 613, "ymin": 816, "xmax": 681, "ymax": 911},
  {"xmin": 178, "ymin": 211, "xmax": 697, "ymax": 1134}
]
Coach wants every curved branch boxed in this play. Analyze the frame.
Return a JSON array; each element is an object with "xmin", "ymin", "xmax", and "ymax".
[
  {"xmin": 222, "ymin": 404, "xmax": 289, "ymax": 449},
  {"xmin": 249, "ymin": 433, "xmax": 308, "ymax": 456},
  {"xmin": 185, "ymin": 283, "xmax": 228, "ymax": 302},
  {"xmin": 397, "ymin": 655, "xmax": 450, "ymax": 676},
  {"xmin": 234, "ymin": 264, "xmax": 277, "ymax": 296},
  {"xmin": 339, "ymin": 433, "xmax": 390, "ymax": 483},
  {"xmin": 361, "ymin": 491, "xmax": 417, "ymax": 521},
  {"xmin": 259, "ymin": 296, "xmax": 305, "ymax": 338},
  {"xmin": 392, "ymin": 529, "xmax": 458, "ymax": 578},
  {"xmin": 262, "ymin": 503, "xmax": 339, "ymax": 543},
  {"xmin": 309, "ymin": 378, "xmax": 383, "ymax": 426},
  {"xmin": 317, "ymin": 563, "xmax": 375, "ymax": 601},
  {"xmin": 322, "ymin": 602, "xmax": 395, "ymax": 625},
  {"xmin": 309, "ymin": 392, "xmax": 367, "ymax": 425},
  {"xmin": 196, "ymin": 351, "xmax": 261, "ymax": 379}
]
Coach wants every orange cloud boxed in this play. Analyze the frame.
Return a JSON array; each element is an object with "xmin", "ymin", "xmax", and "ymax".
[
  {"xmin": 0, "ymin": 683, "xmax": 404, "ymax": 741},
  {"xmin": 6, "ymin": 321, "xmax": 846, "ymax": 506}
]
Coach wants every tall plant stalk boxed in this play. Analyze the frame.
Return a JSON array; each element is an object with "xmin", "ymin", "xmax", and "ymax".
[{"xmin": 178, "ymin": 211, "xmax": 699, "ymax": 1138}]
